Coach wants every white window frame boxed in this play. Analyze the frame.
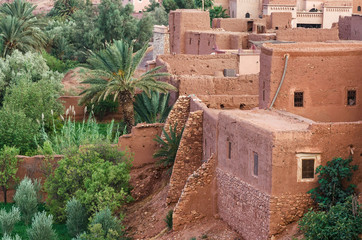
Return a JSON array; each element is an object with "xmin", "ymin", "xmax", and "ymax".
[{"xmin": 296, "ymin": 153, "xmax": 321, "ymax": 182}]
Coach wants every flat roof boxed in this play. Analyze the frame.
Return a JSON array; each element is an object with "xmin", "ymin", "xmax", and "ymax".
[{"xmin": 262, "ymin": 41, "xmax": 362, "ymax": 52}]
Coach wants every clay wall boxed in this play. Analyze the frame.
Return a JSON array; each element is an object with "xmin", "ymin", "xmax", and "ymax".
[
  {"xmin": 156, "ymin": 54, "xmax": 239, "ymax": 76},
  {"xmin": 264, "ymin": 0, "xmax": 297, "ymax": 4},
  {"xmin": 167, "ymin": 110, "xmax": 203, "ymax": 204},
  {"xmin": 271, "ymin": 12, "xmax": 292, "ymax": 29},
  {"xmin": 0, "ymin": 155, "xmax": 63, "ymax": 202},
  {"xmin": 169, "ymin": 10, "xmax": 210, "ymax": 54},
  {"xmin": 339, "ymin": 15, "xmax": 353, "ymax": 39},
  {"xmin": 230, "ymin": 33, "xmax": 250, "ymax": 49},
  {"xmin": 354, "ymin": 0, "xmax": 362, "ymax": 13},
  {"xmin": 350, "ymin": 14, "xmax": 362, "ymax": 39},
  {"xmin": 59, "ymin": 96, "xmax": 123, "ymax": 122},
  {"xmin": 238, "ymin": 52, "xmax": 260, "ymax": 75},
  {"xmin": 259, "ymin": 42, "xmax": 362, "ymax": 122},
  {"xmin": 214, "ymin": 0, "xmax": 229, "ymax": 12},
  {"xmin": 212, "ymin": 18, "xmax": 249, "ymax": 32},
  {"xmin": 118, "ymin": 123, "xmax": 164, "ymax": 168},
  {"xmin": 197, "ymin": 95, "xmax": 259, "ymax": 109},
  {"xmin": 322, "ymin": 6, "xmax": 353, "ymax": 29},
  {"xmin": 173, "ymin": 154, "xmax": 217, "ymax": 230},
  {"xmin": 276, "ymin": 28, "xmax": 339, "ymax": 41}
]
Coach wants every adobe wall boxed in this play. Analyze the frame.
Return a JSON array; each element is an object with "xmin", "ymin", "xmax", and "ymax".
[
  {"xmin": 0, "ymin": 155, "xmax": 63, "ymax": 202},
  {"xmin": 276, "ymin": 28, "xmax": 339, "ymax": 42},
  {"xmin": 230, "ymin": 33, "xmax": 249, "ymax": 49},
  {"xmin": 354, "ymin": 0, "xmax": 362, "ymax": 13},
  {"xmin": 350, "ymin": 14, "xmax": 362, "ymax": 40},
  {"xmin": 197, "ymin": 95, "xmax": 259, "ymax": 109},
  {"xmin": 259, "ymin": 42, "xmax": 362, "ymax": 122},
  {"xmin": 59, "ymin": 96, "xmax": 123, "ymax": 122},
  {"xmin": 212, "ymin": 18, "xmax": 249, "ymax": 32},
  {"xmin": 167, "ymin": 110, "xmax": 203, "ymax": 204},
  {"xmin": 156, "ymin": 54, "xmax": 239, "ymax": 76},
  {"xmin": 339, "ymin": 15, "xmax": 362, "ymax": 40},
  {"xmin": 271, "ymin": 12, "xmax": 292, "ymax": 30},
  {"xmin": 169, "ymin": 10, "xmax": 210, "ymax": 54},
  {"xmin": 216, "ymin": 111, "xmax": 273, "ymax": 239},
  {"xmin": 118, "ymin": 123, "xmax": 164, "ymax": 168},
  {"xmin": 172, "ymin": 154, "xmax": 217, "ymax": 230},
  {"xmin": 238, "ymin": 53, "xmax": 260, "ymax": 75}
]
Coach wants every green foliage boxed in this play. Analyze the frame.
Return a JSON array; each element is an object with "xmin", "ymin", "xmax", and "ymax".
[
  {"xmin": 148, "ymin": 6, "xmax": 169, "ymax": 26},
  {"xmin": 42, "ymin": 51, "xmax": 78, "ymax": 73},
  {"xmin": 0, "ymin": 146, "xmax": 20, "ymax": 203},
  {"xmin": 66, "ymin": 198, "xmax": 88, "ymax": 237},
  {"xmin": 194, "ymin": 0, "xmax": 213, "ymax": 9},
  {"xmin": 164, "ymin": 210, "xmax": 173, "ymax": 230},
  {"xmin": 209, "ymin": 6, "xmax": 229, "ymax": 26},
  {"xmin": 27, "ymin": 211, "xmax": 57, "ymax": 240},
  {"xmin": 86, "ymin": 96, "xmax": 119, "ymax": 120},
  {"xmin": 90, "ymin": 208, "xmax": 123, "ymax": 237},
  {"xmin": 308, "ymin": 157, "xmax": 358, "ymax": 210},
  {"xmin": 145, "ymin": 0, "xmax": 160, "ymax": 12},
  {"xmin": 13, "ymin": 177, "xmax": 38, "ymax": 225},
  {"xmin": 44, "ymin": 143, "xmax": 132, "ymax": 222},
  {"xmin": 162, "ymin": 0, "xmax": 178, "ymax": 13},
  {"xmin": 134, "ymin": 91, "xmax": 172, "ymax": 124},
  {"xmin": 1, "ymin": 234, "xmax": 22, "ymax": 240},
  {"xmin": 299, "ymin": 196, "xmax": 362, "ymax": 240},
  {"xmin": 153, "ymin": 124, "xmax": 184, "ymax": 167},
  {"xmin": 48, "ymin": 0, "xmax": 85, "ymax": 18},
  {"xmin": 0, "ymin": 206, "xmax": 21, "ymax": 235},
  {"xmin": 76, "ymin": 223, "xmax": 120, "ymax": 240},
  {"xmin": 79, "ymin": 39, "xmax": 175, "ymax": 132},
  {"xmin": 0, "ymin": 0, "xmax": 47, "ymax": 57}
]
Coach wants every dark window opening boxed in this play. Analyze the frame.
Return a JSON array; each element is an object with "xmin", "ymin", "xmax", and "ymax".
[
  {"xmin": 239, "ymin": 103, "xmax": 245, "ymax": 109},
  {"xmin": 347, "ymin": 90, "xmax": 356, "ymax": 106},
  {"xmin": 245, "ymin": 12, "xmax": 250, "ymax": 18},
  {"xmin": 189, "ymin": 38, "xmax": 192, "ymax": 45},
  {"xmin": 220, "ymin": 104, "xmax": 225, "ymax": 109},
  {"xmin": 302, "ymin": 159, "xmax": 314, "ymax": 179},
  {"xmin": 275, "ymin": 26, "xmax": 279, "ymax": 30},
  {"xmin": 358, "ymin": 6, "xmax": 361, "ymax": 11},
  {"xmin": 294, "ymin": 92, "xmax": 304, "ymax": 107},
  {"xmin": 228, "ymin": 142, "xmax": 232, "ymax": 159},
  {"xmin": 247, "ymin": 21, "xmax": 253, "ymax": 32},
  {"xmin": 263, "ymin": 90, "xmax": 265, "ymax": 101},
  {"xmin": 253, "ymin": 152, "xmax": 258, "ymax": 176},
  {"xmin": 297, "ymin": 23, "xmax": 321, "ymax": 28}
]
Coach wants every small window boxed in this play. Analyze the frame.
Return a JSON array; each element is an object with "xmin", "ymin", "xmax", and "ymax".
[
  {"xmin": 245, "ymin": 12, "xmax": 250, "ymax": 18},
  {"xmin": 228, "ymin": 141, "xmax": 232, "ymax": 159},
  {"xmin": 262, "ymin": 90, "xmax": 265, "ymax": 101},
  {"xmin": 294, "ymin": 92, "xmax": 304, "ymax": 107},
  {"xmin": 302, "ymin": 159, "xmax": 314, "ymax": 179},
  {"xmin": 189, "ymin": 38, "xmax": 192, "ymax": 45},
  {"xmin": 358, "ymin": 6, "xmax": 361, "ymax": 11},
  {"xmin": 347, "ymin": 90, "xmax": 356, "ymax": 106},
  {"xmin": 253, "ymin": 152, "xmax": 258, "ymax": 176}
]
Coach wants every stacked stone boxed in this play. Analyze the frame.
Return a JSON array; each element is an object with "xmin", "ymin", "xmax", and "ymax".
[
  {"xmin": 161, "ymin": 95, "xmax": 190, "ymax": 141},
  {"xmin": 166, "ymin": 110, "xmax": 203, "ymax": 204},
  {"xmin": 173, "ymin": 154, "xmax": 216, "ymax": 230},
  {"xmin": 269, "ymin": 193, "xmax": 314, "ymax": 236}
]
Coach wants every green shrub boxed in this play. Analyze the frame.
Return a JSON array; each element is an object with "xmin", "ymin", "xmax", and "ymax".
[
  {"xmin": 86, "ymin": 96, "xmax": 119, "ymax": 120},
  {"xmin": 134, "ymin": 91, "xmax": 172, "ymax": 124},
  {"xmin": 42, "ymin": 51, "xmax": 78, "ymax": 73},
  {"xmin": 153, "ymin": 124, "xmax": 184, "ymax": 167},
  {"xmin": 0, "ymin": 146, "xmax": 20, "ymax": 203},
  {"xmin": 299, "ymin": 196, "xmax": 362, "ymax": 240},
  {"xmin": 13, "ymin": 177, "xmax": 38, "ymax": 225},
  {"xmin": 66, "ymin": 197, "xmax": 88, "ymax": 237},
  {"xmin": 44, "ymin": 143, "xmax": 132, "ymax": 222},
  {"xmin": 76, "ymin": 223, "xmax": 120, "ymax": 240},
  {"xmin": 91, "ymin": 208, "xmax": 123, "ymax": 237},
  {"xmin": 164, "ymin": 210, "xmax": 173, "ymax": 230},
  {"xmin": 27, "ymin": 211, "xmax": 57, "ymax": 240},
  {"xmin": 0, "ymin": 206, "xmax": 21, "ymax": 235},
  {"xmin": 1, "ymin": 233, "xmax": 22, "ymax": 240},
  {"xmin": 308, "ymin": 157, "xmax": 358, "ymax": 210}
]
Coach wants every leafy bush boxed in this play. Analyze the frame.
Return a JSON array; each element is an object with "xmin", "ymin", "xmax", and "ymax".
[
  {"xmin": 299, "ymin": 196, "xmax": 362, "ymax": 240},
  {"xmin": 134, "ymin": 91, "xmax": 172, "ymax": 124},
  {"xmin": 42, "ymin": 51, "xmax": 78, "ymax": 73},
  {"xmin": 75, "ymin": 224, "xmax": 120, "ymax": 240},
  {"xmin": 153, "ymin": 124, "xmax": 184, "ymax": 167},
  {"xmin": 0, "ymin": 146, "xmax": 20, "ymax": 203},
  {"xmin": 308, "ymin": 157, "xmax": 358, "ymax": 210},
  {"xmin": 13, "ymin": 177, "xmax": 38, "ymax": 225},
  {"xmin": 91, "ymin": 208, "xmax": 123, "ymax": 236},
  {"xmin": 164, "ymin": 210, "xmax": 173, "ymax": 230},
  {"xmin": 27, "ymin": 211, "xmax": 57, "ymax": 240},
  {"xmin": 0, "ymin": 206, "xmax": 21, "ymax": 235},
  {"xmin": 66, "ymin": 197, "xmax": 88, "ymax": 237},
  {"xmin": 86, "ymin": 96, "xmax": 119, "ymax": 120},
  {"xmin": 1, "ymin": 234, "xmax": 22, "ymax": 240},
  {"xmin": 44, "ymin": 144, "xmax": 132, "ymax": 222}
]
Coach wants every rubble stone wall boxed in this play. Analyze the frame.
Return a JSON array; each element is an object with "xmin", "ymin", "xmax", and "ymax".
[
  {"xmin": 173, "ymin": 154, "xmax": 217, "ymax": 230},
  {"xmin": 167, "ymin": 110, "xmax": 203, "ymax": 203}
]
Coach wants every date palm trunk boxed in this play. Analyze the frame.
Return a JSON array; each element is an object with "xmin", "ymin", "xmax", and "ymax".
[
  {"xmin": 2, "ymin": 185, "xmax": 7, "ymax": 204},
  {"xmin": 120, "ymin": 91, "xmax": 135, "ymax": 133}
]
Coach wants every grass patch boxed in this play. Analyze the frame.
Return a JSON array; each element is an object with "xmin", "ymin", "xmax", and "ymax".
[{"xmin": 0, "ymin": 203, "xmax": 72, "ymax": 240}]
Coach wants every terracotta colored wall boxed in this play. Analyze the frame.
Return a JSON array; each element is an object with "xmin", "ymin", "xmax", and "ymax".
[
  {"xmin": 0, "ymin": 155, "xmax": 63, "ymax": 202},
  {"xmin": 276, "ymin": 28, "xmax": 339, "ymax": 42},
  {"xmin": 167, "ymin": 110, "xmax": 203, "ymax": 204},
  {"xmin": 118, "ymin": 123, "xmax": 164, "ymax": 168},
  {"xmin": 169, "ymin": 10, "xmax": 210, "ymax": 54},
  {"xmin": 354, "ymin": 0, "xmax": 362, "ymax": 13},
  {"xmin": 212, "ymin": 18, "xmax": 249, "ymax": 32},
  {"xmin": 339, "ymin": 15, "xmax": 362, "ymax": 40},
  {"xmin": 173, "ymin": 154, "xmax": 217, "ymax": 230},
  {"xmin": 259, "ymin": 42, "xmax": 362, "ymax": 122},
  {"xmin": 271, "ymin": 12, "xmax": 292, "ymax": 29},
  {"xmin": 238, "ymin": 53, "xmax": 260, "ymax": 75},
  {"xmin": 230, "ymin": 33, "xmax": 249, "ymax": 49}
]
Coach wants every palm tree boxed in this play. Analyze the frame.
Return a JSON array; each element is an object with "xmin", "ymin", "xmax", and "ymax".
[
  {"xmin": 79, "ymin": 40, "xmax": 177, "ymax": 132},
  {"xmin": 0, "ymin": 0, "xmax": 47, "ymax": 57}
]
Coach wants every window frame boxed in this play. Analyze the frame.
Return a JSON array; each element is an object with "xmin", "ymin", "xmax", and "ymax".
[
  {"xmin": 294, "ymin": 91, "xmax": 304, "ymax": 107},
  {"xmin": 296, "ymin": 153, "xmax": 321, "ymax": 182},
  {"xmin": 347, "ymin": 89, "xmax": 356, "ymax": 106}
]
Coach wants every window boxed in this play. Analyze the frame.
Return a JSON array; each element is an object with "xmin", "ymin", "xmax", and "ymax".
[
  {"xmin": 294, "ymin": 92, "xmax": 304, "ymax": 107},
  {"xmin": 228, "ymin": 141, "xmax": 231, "ymax": 159},
  {"xmin": 358, "ymin": 6, "xmax": 361, "ymax": 11},
  {"xmin": 347, "ymin": 90, "xmax": 356, "ymax": 106},
  {"xmin": 296, "ymin": 153, "xmax": 321, "ymax": 182},
  {"xmin": 245, "ymin": 13, "xmax": 250, "ymax": 18},
  {"xmin": 253, "ymin": 152, "xmax": 258, "ymax": 176}
]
